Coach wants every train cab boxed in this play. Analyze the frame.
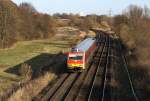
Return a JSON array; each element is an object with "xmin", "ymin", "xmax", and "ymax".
[{"xmin": 67, "ymin": 52, "xmax": 85, "ymax": 71}]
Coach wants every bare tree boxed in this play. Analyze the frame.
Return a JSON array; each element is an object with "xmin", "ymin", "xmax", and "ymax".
[
  {"xmin": 0, "ymin": 0, "xmax": 19, "ymax": 48},
  {"xmin": 19, "ymin": 2, "xmax": 37, "ymax": 14}
]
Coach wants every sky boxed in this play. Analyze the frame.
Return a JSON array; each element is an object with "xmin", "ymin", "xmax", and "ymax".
[{"xmin": 12, "ymin": 0, "xmax": 150, "ymax": 15}]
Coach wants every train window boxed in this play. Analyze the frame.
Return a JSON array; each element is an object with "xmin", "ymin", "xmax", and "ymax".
[{"xmin": 69, "ymin": 56, "xmax": 83, "ymax": 60}]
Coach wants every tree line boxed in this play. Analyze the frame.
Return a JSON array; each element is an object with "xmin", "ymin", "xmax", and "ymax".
[
  {"xmin": 3, "ymin": 1, "xmax": 150, "ymax": 58},
  {"xmin": 112, "ymin": 5, "xmax": 150, "ymax": 67},
  {"xmin": 0, "ymin": 0, "xmax": 110, "ymax": 49},
  {"xmin": 0, "ymin": 0, "xmax": 56, "ymax": 48}
]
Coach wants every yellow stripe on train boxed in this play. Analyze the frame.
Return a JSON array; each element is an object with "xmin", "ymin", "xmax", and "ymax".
[{"xmin": 68, "ymin": 64, "xmax": 83, "ymax": 67}]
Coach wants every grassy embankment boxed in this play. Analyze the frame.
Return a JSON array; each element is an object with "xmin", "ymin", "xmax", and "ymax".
[{"xmin": 0, "ymin": 34, "xmax": 80, "ymax": 95}]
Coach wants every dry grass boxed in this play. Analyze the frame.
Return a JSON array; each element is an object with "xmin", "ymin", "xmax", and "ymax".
[{"xmin": 8, "ymin": 72, "xmax": 56, "ymax": 101}]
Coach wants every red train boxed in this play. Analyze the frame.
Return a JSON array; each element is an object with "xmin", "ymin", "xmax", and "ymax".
[{"xmin": 67, "ymin": 38, "xmax": 97, "ymax": 71}]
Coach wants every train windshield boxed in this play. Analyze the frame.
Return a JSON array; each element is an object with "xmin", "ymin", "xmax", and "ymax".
[{"xmin": 69, "ymin": 56, "xmax": 83, "ymax": 60}]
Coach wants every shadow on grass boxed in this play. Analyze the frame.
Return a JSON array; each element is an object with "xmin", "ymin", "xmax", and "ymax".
[{"xmin": 5, "ymin": 53, "xmax": 68, "ymax": 79}]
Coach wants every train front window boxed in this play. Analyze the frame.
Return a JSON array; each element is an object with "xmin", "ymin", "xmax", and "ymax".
[{"xmin": 69, "ymin": 56, "xmax": 83, "ymax": 60}]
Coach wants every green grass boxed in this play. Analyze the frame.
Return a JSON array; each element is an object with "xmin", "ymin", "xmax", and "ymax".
[
  {"xmin": 0, "ymin": 35, "xmax": 78, "ymax": 94},
  {"xmin": 0, "ymin": 37, "xmax": 72, "ymax": 68}
]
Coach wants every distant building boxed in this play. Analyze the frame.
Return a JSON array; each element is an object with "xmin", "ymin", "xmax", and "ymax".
[{"xmin": 79, "ymin": 12, "xmax": 85, "ymax": 16}]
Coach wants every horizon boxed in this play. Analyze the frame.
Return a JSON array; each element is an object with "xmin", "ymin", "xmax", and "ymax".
[{"xmin": 11, "ymin": 0, "xmax": 150, "ymax": 15}]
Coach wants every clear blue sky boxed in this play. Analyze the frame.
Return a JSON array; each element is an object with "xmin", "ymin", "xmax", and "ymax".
[{"xmin": 12, "ymin": 0, "xmax": 150, "ymax": 15}]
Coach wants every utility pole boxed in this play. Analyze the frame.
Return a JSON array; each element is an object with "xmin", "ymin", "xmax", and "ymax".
[{"xmin": 108, "ymin": 9, "xmax": 112, "ymax": 17}]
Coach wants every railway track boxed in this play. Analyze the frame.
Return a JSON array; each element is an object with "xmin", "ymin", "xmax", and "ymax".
[
  {"xmin": 33, "ymin": 32, "xmax": 139, "ymax": 101},
  {"xmin": 118, "ymin": 41, "xmax": 140, "ymax": 101},
  {"xmin": 85, "ymin": 36, "xmax": 109, "ymax": 101},
  {"xmin": 107, "ymin": 39, "xmax": 140, "ymax": 101}
]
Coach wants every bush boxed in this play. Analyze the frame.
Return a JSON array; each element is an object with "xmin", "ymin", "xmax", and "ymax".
[
  {"xmin": 19, "ymin": 63, "xmax": 32, "ymax": 80},
  {"xmin": 113, "ymin": 5, "xmax": 150, "ymax": 68}
]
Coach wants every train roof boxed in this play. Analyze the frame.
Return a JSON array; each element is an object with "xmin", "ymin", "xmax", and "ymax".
[{"xmin": 72, "ymin": 38, "xmax": 95, "ymax": 52}]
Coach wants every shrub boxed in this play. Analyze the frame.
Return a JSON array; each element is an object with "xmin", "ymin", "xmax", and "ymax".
[{"xmin": 19, "ymin": 63, "xmax": 32, "ymax": 80}]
